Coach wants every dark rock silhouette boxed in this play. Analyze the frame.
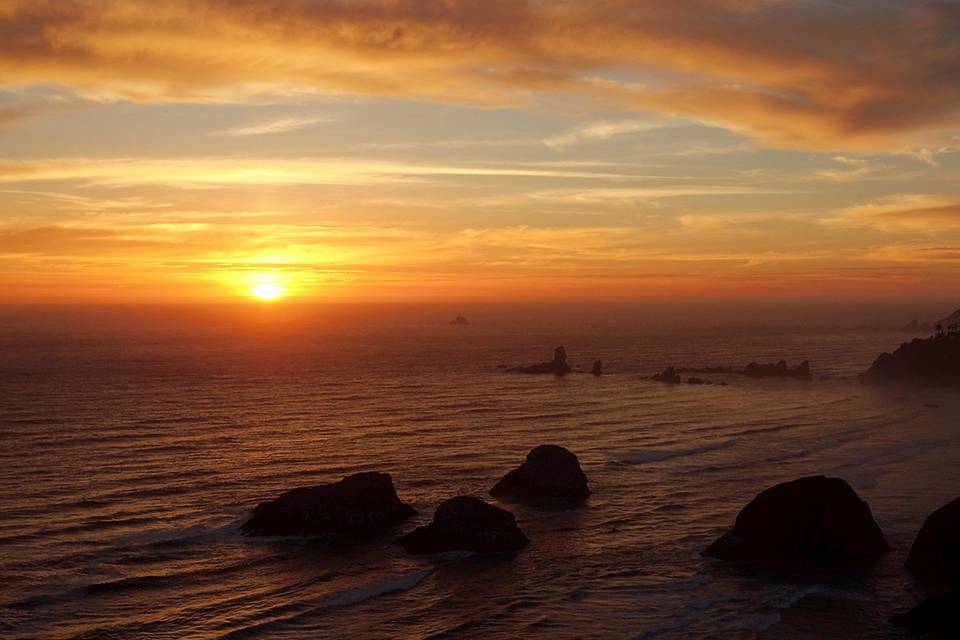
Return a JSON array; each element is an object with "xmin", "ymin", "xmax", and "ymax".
[
  {"xmin": 396, "ymin": 496, "xmax": 529, "ymax": 554},
  {"xmin": 860, "ymin": 333, "xmax": 960, "ymax": 385},
  {"xmin": 652, "ymin": 366, "xmax": 681, "ymax": 383},
  {"xmin": 687, "ymin": 376, "xmax": 706, "ymax": 385},
  {"xmin": 507, "ymin": 346, "xmax": 572, "ymax": 375},
  {"xmin": 743, "ymin": 360, "xmax": 812, "ymax": 380},
  {"xmin": 491, "ymin": 444, "xmax": 590, "ymax": 504},
  {"xmin": 702, "ymin": 475, "xmax": 888, "ymax": 573},
  {"xmin": 936, "ymin": 306, "xmax": 960, "ymax": 328},
  {"xmin": 242, "ymin": 472, "xmax": 416, "ymax": 538},
  {"xmin": 905, "ymin": 497, "xmax": 960, "ymax": 586},
  {"xmin": 891, "ymin": 592, "xmax": 960, "ymax": 636},
  {"xmin": 591, "ymin": 360, "xmax": 603, "ymax": 376},
  {"xmin": 902, "ymin": 319, "xmax": 932, "ymax": 333},
  {"xmin": 679, "ymin": 366, "xmax": 734, "ymax": 374},
  {"xmin": 450, "ymin": 313, "xmax": 470, "ymax": 325}
]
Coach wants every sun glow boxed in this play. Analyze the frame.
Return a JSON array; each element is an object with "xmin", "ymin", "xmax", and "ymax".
[{"xmin": 250, "ymin": 282, "xmax": 285, "ymax": 301}]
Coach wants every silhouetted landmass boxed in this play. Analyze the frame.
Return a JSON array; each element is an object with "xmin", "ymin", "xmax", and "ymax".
[
  {"xmin": 936, "ymin": 307, "xmax": 960, "ymax": 327},
  {"xmin": 902, "ymin": 319, "xmax": 932, "ymax": 333},
  {"xmin": 860, "ymin": 333, "xmax": 960, "ymax": 385},
  {"xmin": 591, "ymin": 360, "xmax": 603, "ymax": 376},
  {"xmin": 242, "ymin": 472, "xmax": 415, "ymax": 538},
  {"xmin": 702, "ymin": 475, "xmax": 888, "ymax": 573},
  {"xmin": 491, "ymin": 444, "xmax": 589, "ymax": 505},
  {"xmin": 507, "ymin": 346, "xmax": 572, "ymax": 375},
  {"xmin": 677, "ymin": 366, "xmax": 734, "ymax": 374},
  {"xmin": 891, "ymin": 592, "xmax": 960, "ymax": 636},
  {"xmin": 744, "ymin": 360, "xmax": 811, "ymax": 379},
  {"xmin": 652, "ymin": 366, "xmax": 681, "ymax": 383},
  {"xmin": 450, "ymin": 313, "xmax": 470, "ymax": 326},
  {"xmin": 396, "ymin": 496, "xmax": 529, "ymax": 554},
  {"xmin": 906, "ymin": 497, "xmax": 960, "ymax": 587}
]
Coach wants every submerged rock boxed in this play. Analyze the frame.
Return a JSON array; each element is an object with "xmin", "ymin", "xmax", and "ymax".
[
  {"xmin": 242, "ymin": 472, "xmax": 416, "ymax": 539},
  {"xmin": 891, "ymin": 592, "xmax": 960, "ymax": 636},
  {"xmin": 396, "ymin": 496, "xmax": 529, "ymax": 554},
  {"xmin": 491, "ymin": 444, "xmax": 590, "ymax": 504},
  {"xmin": 743, "ymin": 360, "xmax": 812, "ymax": 380},
  {"xmin": 702, "ymin": 475, "xmax": 888, "ymax": 573},
  {"xmin": 507, "ymin": 346, "xmax": 572, "ymax": 375},
  {"xmin": 905, "ymin": 497, "xmax": 960, "ymax": 586},
  {"xmin": 860, "ymin": 333, "xmax": 960, "ymax": 385},
  {"xmin": 652, "ymin": 366, "xmax": 681, "ymax": 383},
  {"xmin": 591, "ymin": 360, "xmax": 603, "ymax": 376}
]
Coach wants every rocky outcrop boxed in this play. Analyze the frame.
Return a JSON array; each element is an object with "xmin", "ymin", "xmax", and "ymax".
[
  {"xmin": 491, "ymin": 445, "xmax": 590, "ymax": 504},
  {"xmin": 860, "ymin": 333, "xmax": 960, "ymax": 385},
  {"xmin": 743, "ymin": 360, "xmax": 811, "ymax": 380},
  {"xmin": 242, "ymin": 472, "xmax": 416, "ymax": 539},
  {"xmin": 891, "ymin": 592, "xmax": 960, "ymax": 636},
  {"xmin": 902, "ymin": 319, "xmax": 932, "ymax": 333},
  {"xmin": 507, "ymin": 346, "xmax": 572, "ymax": 375},
  {"xmin": 702, "ymin": 475, "xmax": 888, "ymax": 573},
  {"xmin": 396, "ymin": 496, "xmax": 529, "ymax": 554},
  {"xmin": 905, "ymin": 497, "xmax": 960, "ymax": 587},
  {"xmin": 652, "ymin": 366, "xmax": 681, "ymax": 383},
  {"xmin": 450, "ymin": 313, "xmax": 470, "ymax": 325},
  {"xmin": 591, "ymin": 360, "xmax": 603, "ymax": 376}
]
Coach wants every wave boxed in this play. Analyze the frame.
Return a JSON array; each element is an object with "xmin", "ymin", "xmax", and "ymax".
[
  {"xmin": 322, "ymin": 570, "xmax": 431, "ymax": 609},
  {"xmin": 616, "ymin": 439, "xmax": 737, "ymax": 465}
]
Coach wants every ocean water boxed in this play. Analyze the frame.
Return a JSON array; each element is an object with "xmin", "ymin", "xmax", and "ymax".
[{"xmin": 1, "ymin": 303, "xmax": 957, "ymax": 639}]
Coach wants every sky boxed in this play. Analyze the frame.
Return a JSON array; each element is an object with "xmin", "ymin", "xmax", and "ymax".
[{"xmin": 1, "ymin": 0, "xmax": 959, "ymax": 303}]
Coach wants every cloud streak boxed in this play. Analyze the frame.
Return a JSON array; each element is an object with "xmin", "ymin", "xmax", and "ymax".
[{"xmin": 1, "ymin": 0, "xmax": 959, "ymax": 149}]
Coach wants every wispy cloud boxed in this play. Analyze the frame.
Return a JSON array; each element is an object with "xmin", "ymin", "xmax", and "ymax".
[
  {"xmin": 212, "ymin": 116, "xmax": 331, "ymax": 137},
  {"xmin": 543, "ymin": 119, "xmax": 666, "ymax": 150}
]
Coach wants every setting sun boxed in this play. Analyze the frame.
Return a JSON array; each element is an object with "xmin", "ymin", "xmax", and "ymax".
[{"xmin": 250, "ymin": 282, "xmax": 285, "ymax": 301}]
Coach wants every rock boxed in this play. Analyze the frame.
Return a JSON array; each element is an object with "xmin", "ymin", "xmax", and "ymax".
[
  {"xmin": 905, "ymin": 497, "xmax": 960, "ymax": 586},
  {"xmin": 743, "ymin": 360, "xmax": 812, "ymax": 380},
  {"xmin": 902, "ymin": 319, "xmax": 932, "ymax": 333},
  {"xmin": 491, "ymin": 444, "xmax": 590, "ymax": 504},
  {"xmin": 396, "ymin": 496, "xmax": 529, "ymax": 554},
  {"xmin": 860, "ymin": 333, "xmax": 960, "ymax": 385},
  {"xmin": 242, "ymin": 472, "xmax": 416, "ymax": 539},
  {"xmin": 450, "ymin": 313, "xmax": 470, "ymax": 325},
  {"xmin": 652, "ymin": 366, "xmax": 681, "ymax": 383},
  {"xmin": 891, "ymin": 592, "xmax": 960, "ymax": 636},
  {"xmin": 591, "ymin": 360, "xmax": 603, "ymax": 376},
  {"xmin": 687, "ymin": 376, "xmax": 706, "ymax": 385},
  {"xmin": 507, "ymin": 346, "xmax": 572, "ymax": 375},
  {"xmin": 935, "ymin": 306, "xmax": 960, "ymax": 328},
  {"xmin": 702, "ymin": 475, "xmax": 888, "ymax": 573}
]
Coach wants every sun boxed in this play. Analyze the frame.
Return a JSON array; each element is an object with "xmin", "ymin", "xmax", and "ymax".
[{"xmin": 250, "ymin": 282, "xmax": 285, "ymax": 301}]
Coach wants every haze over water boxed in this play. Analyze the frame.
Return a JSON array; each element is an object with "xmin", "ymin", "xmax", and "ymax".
[{"xmin": 2, "ymin": 302, "xmax": 957, "ymax": 639}]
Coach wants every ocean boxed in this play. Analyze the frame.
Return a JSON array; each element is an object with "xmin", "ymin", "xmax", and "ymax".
[{"xmin": 1, "ymin": 302, "xmax": 957, "ymax": 639}]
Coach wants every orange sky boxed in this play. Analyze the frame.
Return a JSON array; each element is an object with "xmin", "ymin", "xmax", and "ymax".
[{"xmin": 1, "ymin": 0, "xmax": 959, "ymax": 302}]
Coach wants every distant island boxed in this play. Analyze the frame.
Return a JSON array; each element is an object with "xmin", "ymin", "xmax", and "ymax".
[
  {"xmin": 450, "ymin": 313, "xmax": 470, "ymax": 326},
  {"xmin": 861, "ymin": 325, "xmax": 960, "ymax": 385},
  {"xmin": 901, "ymin": 305, "xmax": 960, "ymax": 333}
]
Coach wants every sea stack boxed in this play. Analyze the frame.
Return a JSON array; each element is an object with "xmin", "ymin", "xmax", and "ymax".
[
  {"xmin": 396, "ymin": 496, "xmax": 529, "ymax": 554},
  {"xmin": 652, "ymin": 366, "xmax": 681, "ymax": 383},
  {"xmin": 507, "ymin": 346, "xmax": 572, "ymax": 375},
  {"xmin": 702, "ymin": 475, "xmax": 888, "ymax": 573},
  {"xmin": 491, "ymin": 444, "xmax": 590, "ymax": 504},
  {"xmin": 242, "ymin": 472, "xmax": 416, "ymax": 539},
  {"xmin": 905, "ymin": 497, "xmax": 960, "ymax": 586}
]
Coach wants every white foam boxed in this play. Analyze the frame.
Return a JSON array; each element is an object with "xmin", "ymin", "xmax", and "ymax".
[{"xmin": 322, "ymin": 570, "xmax": 431, "ymax": 609}]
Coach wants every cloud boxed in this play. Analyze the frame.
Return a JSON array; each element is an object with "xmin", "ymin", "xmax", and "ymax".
[
  {"xmin": 1, "ymin": 0, "xmax": 958, "ymax": 150},
  {"xmin": 815, "ymin": 156, "xmax": 883, "ymax": 182},
  {"xmin": 212, "ymin": 116, "xmax": 330, "ymax": 136},
  {"xmin": 543, "ymin": 119, "xmax": 665, "ymax": 150},
  {"xmin": 829, "ymin": 195, "xmax": 960, "ymax": 231}
]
